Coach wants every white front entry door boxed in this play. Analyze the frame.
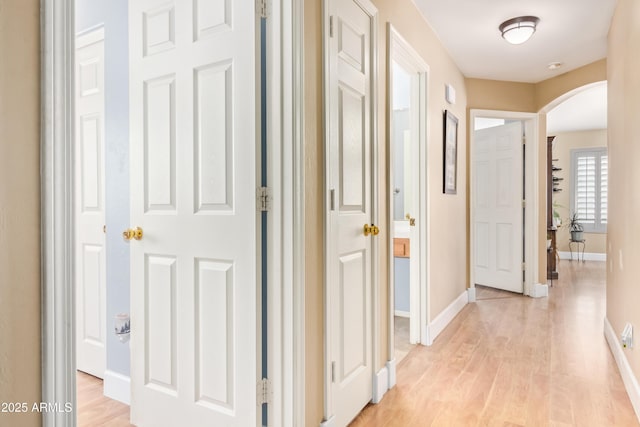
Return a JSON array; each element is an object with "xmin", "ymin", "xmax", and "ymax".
[
  {"xmin": 326, "ymin": 0, "xmax": 377, "ymax": 425},
  {"xmin": 75, "ymin": 28, "xmax": 107, "ymax": 379},
  {"xmin": 129, "ymin": 1, "xmax": 258, "ymax": 426},
  {"xmin": 473, "ymin": 122, "xmax": 524, "ymax": 293}
]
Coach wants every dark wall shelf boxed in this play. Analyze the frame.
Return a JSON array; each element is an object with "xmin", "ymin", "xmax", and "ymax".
[{"xmin": 547, "ymin": 136, "xmax": 559, "ymax": 280}]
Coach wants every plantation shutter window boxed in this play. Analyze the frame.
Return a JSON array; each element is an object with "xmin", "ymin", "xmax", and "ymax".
[{"xmin": 571, "ymin": 148, "xmax": 607, "ymax": 233}]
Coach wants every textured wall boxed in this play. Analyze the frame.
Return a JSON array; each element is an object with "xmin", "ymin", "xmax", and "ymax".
[
  {"xmin": 0, "ymin": 1, "xmax": 41, "ymax": 426},
  {"xmin": 606, "ymin": 0, "xmax": 640, "ymax": 390}
]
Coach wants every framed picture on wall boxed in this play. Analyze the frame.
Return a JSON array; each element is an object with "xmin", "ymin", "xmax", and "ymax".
[{"xmin": 443, "ymin": 110, "xmax": 458, "ymax": 194}]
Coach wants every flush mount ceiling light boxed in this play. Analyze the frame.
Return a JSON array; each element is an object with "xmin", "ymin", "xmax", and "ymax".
[{"xmin": 499, "ymin": 16, "xmax": 540, "ymax": 45}]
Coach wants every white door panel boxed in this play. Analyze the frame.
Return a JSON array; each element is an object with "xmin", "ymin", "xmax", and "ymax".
[
  {"xmin": 473, "ymin": 122, "xmax": 523, "ymax": 293},
  {"xmin": 75, "ymin": 29, "xmax": 106, "ymax": 379},
  {"xmin": 327, "ymin": 0, "xmax": 376, "ymax": 425},
  {"xmin": 129, "ymin": 1, "xmax": 257, "ymax": 426}
]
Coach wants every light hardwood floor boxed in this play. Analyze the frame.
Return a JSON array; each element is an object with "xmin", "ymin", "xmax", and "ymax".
[
  {"xmin": 77, "ymin": 372, "xmax": 132, "ymax": 426},
  {"xmin": 351, "ymin": 260, "xmax": 639, "ymax": 426}
]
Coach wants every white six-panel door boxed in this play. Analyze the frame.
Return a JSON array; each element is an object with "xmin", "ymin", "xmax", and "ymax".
[
  {"xmin": 75, "ymin": 28, "xmax": 107, "ymax": 379},
  {"xmin": 326, "ymin": 0, "xmax": 377, "ymax": 425},
  {"xmin": 473, "ymin": 122, "xmax": 524, "ymax": 293},
  {"xmin": 129, "ymin": 1, "xmax": 258, "ymax": 426}
]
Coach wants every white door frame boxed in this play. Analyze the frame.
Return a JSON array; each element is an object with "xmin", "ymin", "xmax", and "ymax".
[
  {"xmin": 386, "ymin": 23, "xmax": 430, "ymax": 360},
  {"xmin": 40, "ymin": 1, "xmax": 306, "ymax": 426},
  {"xmin": 469, "ymin": 109, "xmax": 541, "ymax": 298},
  {"xmin": 322, "ymin": 0, "xmax": 379, "ymax": 421}
]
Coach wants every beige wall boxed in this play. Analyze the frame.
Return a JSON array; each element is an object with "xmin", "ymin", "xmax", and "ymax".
[
  {"xmin": 374, "ymin": 0, "xmax": 468, "ymax": 328},
  {"xmin": 550, "ymin": 130, "xmax": 607, "ymax": 253},
  {"xmin": 536, "ymin": 60, "xmax": 607, "ymax": 112},
  {"xmin": 304, "ymin": 0, "xmax": 324, "ymax": 425},
  {"xmin": 465, "ymin": 63, "xmax": 607, "ymax": 286},
  {"xmin": 466, "ymin": 79, "xmax": 536, "ymax": 112},
  {"xmin": 304, "ymin": 0, "xmax": 468, "ymax": 424},
  {"xmin": 0, "ymin": 1, "xmax": 41, "ymax": 426},
  {"xmin": 607, "ymin": 0, "xmax": 640, "ymax": 389}
]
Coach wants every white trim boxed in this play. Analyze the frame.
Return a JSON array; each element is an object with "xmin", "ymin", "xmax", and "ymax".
[
  {"xmin": 469, "ymin": 110, "xmax": 539, "ymax": 298},
  {"xmin": 558, "ymin": 251, "xmax": 607, "ymax": 262},
  {"xmin": 423, "ymin": 290, "xmax": 467, "ymax": 346},
  {"xmin": 266, "ymin": 0, "xmax": 305, "ymax": 425},
  {"xmin": 321, "ymin": 0, "xmax": 331, "ymax": 418},
  {"xmin": 290, "ymin": 1, "xmax": 306, "ymax": 426},
  {"xmin": 604, "ymin": 317, "xmax": 640, "ymax": 422},
  {"xmin": 319, "ymin": 415, "xmax": 336, "ymax": 427},
  {"xmin": 372, "ymin": 366, "xmax": 389, "ymax": 404},
  {"xmin": 386, "ymin": 23, "xmax": 431, "ymax": 365},
  {"xmin": 368, "ymin": 0, "xmax": 381, "ymax": 401},
  {"xmin": 103, "ymin": 370, "xmax": 131, "ymax": 405},
  {"xmin": 467, "ymin": 287, "xmax": 476, "ymax": 303},
  {"xmin": 386, "ymin": 359, "xmax": 397, "ymax": 389},
  {"xmin": 394, "ymin": 310, "xmax": 410, "ymax": 318},
  {"xmin": 41, "ymin": 0, "xmax": 76, "ymax": 426},
  {"xmin": 529, "ymin": 283, "xmax": 549, "ymax": 298},
  {"xmin": 76, "ymin": 25, "xmax": 104, "ymax": 47}
]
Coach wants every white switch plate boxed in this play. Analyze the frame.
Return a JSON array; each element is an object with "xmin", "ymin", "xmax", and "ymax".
[
  {"xmin": 445, "ymin": 84, "xmax": 456, "ymax": 104},
  {"xmin": 622, "ymin": 323, "xmax": 633, "ymax": 348}
]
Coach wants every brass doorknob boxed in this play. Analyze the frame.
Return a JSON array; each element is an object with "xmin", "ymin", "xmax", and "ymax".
[
  {"xmin": 123, "ymin": 227, "xmax": 143, "ymax": 241},
  {"xmin": 364, "ymin": 224, "xmax": 373, "ymax": 236},
  {"xmin": 364, "ymin": 224, "xmax": 380, "ymax": 236},
  {"xmin": 405, "ymin": 213, "xmax": 416, "ymax": 227}
]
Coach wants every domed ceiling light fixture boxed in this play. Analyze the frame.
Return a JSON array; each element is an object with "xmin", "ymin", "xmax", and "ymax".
[{"xmin": 499, "ymin": 16, "xmax": 540, "ymax": 45}]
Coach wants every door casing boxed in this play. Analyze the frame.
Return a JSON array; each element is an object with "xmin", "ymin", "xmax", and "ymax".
[
  {"xmin": 386, "ymin": 24, "xmax": 430, "ymax": 355},
  {"xmin": 469, "ymin": 109, "xmax": 541, "ymax": 298},
  {"xmin": 40, "ymin": 1, "xmax": 306, "ymax": 426}
]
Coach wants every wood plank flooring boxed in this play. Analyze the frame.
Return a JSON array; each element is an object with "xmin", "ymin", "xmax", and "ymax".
[
  {"xmin": 77, "ymin": 372, "xmax": 132, "ymax": 426},
  {"xmin": 351, "ymin": 260, "xmax": 639, "ymax": 427}
]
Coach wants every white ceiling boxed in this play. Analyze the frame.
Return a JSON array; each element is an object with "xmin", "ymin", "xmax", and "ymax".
[
  {"xmin": 413, "ymin": 0, "xmax": 617, "ymax": 83},
  {"xmin": 547, "ymin": 82, "xmax": 607, "ymax": 133}
]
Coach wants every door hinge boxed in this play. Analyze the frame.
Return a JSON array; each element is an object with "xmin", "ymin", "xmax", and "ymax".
[
  {"xmin": 329, "ymin": 16, "xmax": 335, "ymax": 38},
  {"xmin": 522, "ymin": 262, "xmax": 526, "ymax": 271},
  {"xmin": 330, "ymin": 189, "xmax": 336, "ymax": 211},
  {"xmin": 522, "ymin": 199, "xmax": 526, "ymax": 208},
  {"xmin": 331, "ymin": 361, "xmax": 336, "ymax": 382},
  {"xmin": 257, "ymin": 0, "xmax": 268, "ymax": 18},
  {"xmin": 257, "ymin": 378, "xmax": 272, "ymax": 405},
  {"xmin": 257, "ymin": 187, "xmax": 272, "ymax": 212}
]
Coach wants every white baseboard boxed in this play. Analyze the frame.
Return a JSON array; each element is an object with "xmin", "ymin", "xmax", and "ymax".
[
  {"xmin": 467, "ymin": 287, "xmax": 476, "ymax": 303},
  {"xmin": 604, "ymin": 317, "xmax": 640, "ymax": 422},
  {"xmin": 529, "ymin": 283, "xmax": 549, "ymax": 298},
  {"xmin": 319, "ymin": 415, "xmax": 335, "ymax": 427},
  {"xmin": 423, "ymin": 290, "xmax": 468, "ymax": 346},
  {"xmin": 103, "ymin": 370, "xmax": 130, "ymax": 405},
  {"xmin": 394, "ymin": 310, "xmax": 410, "ymax": 318},
  {"xmin": 386, "ymin": 359, "xmax": 396, "ymax": 389},
  {"xmin": 372, "ymin": 366, "xmax": 389, "ymax": 404},
  {"xmin": 558, "ymin": 251, "xmax": 606, "ymax": 262}
]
